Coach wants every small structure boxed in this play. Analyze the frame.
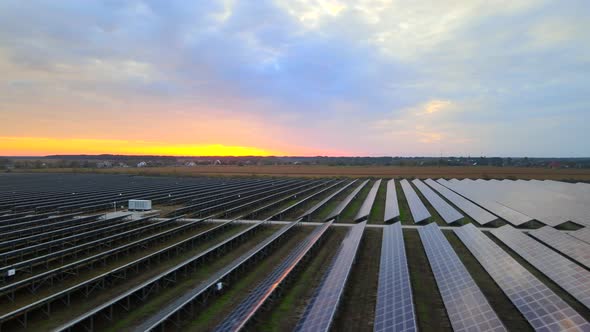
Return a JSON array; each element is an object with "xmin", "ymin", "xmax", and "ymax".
[
  {"xmin": 128, "ymin": 199, "xmax": 152, "ymax": 211},
  {"xmin": 97, "ymin": 161, "xmax": 113, "ymax": 168},
  {"xmin": 137, "ymin": 161, "xmax": 147, "ymax": 167}
]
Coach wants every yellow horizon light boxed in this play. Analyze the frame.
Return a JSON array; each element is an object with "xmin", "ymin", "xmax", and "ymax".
[{"xmin": 0, "ymin": 137, "xmax": 283, "ymax": 157}]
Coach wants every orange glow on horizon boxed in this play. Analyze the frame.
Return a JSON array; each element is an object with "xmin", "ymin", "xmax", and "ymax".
[{"xmin": 0, "ymin": 137, "xmax": 284, "ymax": 157}]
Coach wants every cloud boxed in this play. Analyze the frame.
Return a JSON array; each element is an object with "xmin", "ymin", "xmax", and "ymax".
[
  {"xmin": 418, "ymin": 100, "xmax": 453, "ymax": 115},
  {"xmin": 371, "ymin": 98, "xmax": 474, "ymax": 154}
]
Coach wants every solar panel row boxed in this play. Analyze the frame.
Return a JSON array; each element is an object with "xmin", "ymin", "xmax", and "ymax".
[
  {"xmin": 222, "ymin": 181, "xmax": 322, "ymax": 219},
  {"xmin": 455, "ymin": 224, "xmax": 590, "ymax": 331},
  {"xmin": 490, "ymin": 225, "xmax": 590, "ymax": 309},
  {"xmin": 0, "ymin": 215, "xmax": 198, "ymax": 328},
  {"xmin": 445, "ymin": 179, "xmax": 590, "ymax": 227},
  {"xmin": 171, "ymin": 179, "xmax": 313, "ymax": 217},
  {"xmin": 571, "ymin": 227, "xmax": 590, "ymax": 245},
  {"xmin": 325, "ymin": 179, "xmax": 369, "ymax": 221},
  {"xmin": 439, "ymin": 179, "xmax": 533, "ymax": 226},
  {"xmin": 123, "ymin": 221, "xmax": 301, "ymax": 332},
  {"xmin": 419, "ymin": 223, "xmax": 506, "ymax": 332},
  {"xmin": 0, "ymin": 214, "xmax": 110, "ymax": 250},
  {"xmin": 300, "ymin": 180, "xmax": 357, "ymax": 220},
  {"xmin": 0, "ymin": 218, "xmax": 203, "ymax": 302},
  {"xmin": 0, "ymin": 212, "xmax": 81, "ymax": 232},
  {"xmin": 529, "ymin": 226, "xmax": 590, "ymax": 270},
  {"xmin": 197, "ymin": 180, "xmax": 332, "ymax": 219},
  {"xmin": 0, "ymin": 180, "xmax": 315, "ymax": 302},
  {"xmin": 296, "ymin": 221, "xmax": 366, "ymax": 332},
  {"xmin": 170, "ymin": 178, "xmax": 286, "ymax": 206},
  {"xmin": 383, "ymin": 179, "xmax": 400, "ymax": 223},
  {"xmin": 413, "ymin": 179, "xmax": 463, "ymax": 224},
  {"xmin": 0, "ymin": 216, "xmax": 157, "ymax": 272},
  {"xmin": 507, "ymin": 180, "xmax": 590, "ymax": 227},
  {"xmin": 0, "ymin": 174, "xmax": 248, "ymax": 215},
  {"xmin": 268, "ymin": 180, "xmax": 343, "ymax": 220},
  {"xmin": 374, "ymin": 222, "xmax": 417, "ymax": 332},
  {"xmin": 424, "ymin": 179, "xmax": 497, "ymax": 225},
  {"xmin": 400, "ymin": 179, "xmax": 430, "ymax": 223},
  {"xmin": 354, "ymin": 180, "xmax": 381, "ymax": 222},
  {"xmin": 214, "ymin": 221, "xmax": 333, "ymax": 332}
]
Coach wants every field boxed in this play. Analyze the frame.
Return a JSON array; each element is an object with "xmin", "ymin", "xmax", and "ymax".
[
  {"xmin": 15, "ymin": 165, "xmax": 590, "ymax": 180},
  {"xmin": 0, "ymin": 173, "xmax": 589, "ymax": 331}
]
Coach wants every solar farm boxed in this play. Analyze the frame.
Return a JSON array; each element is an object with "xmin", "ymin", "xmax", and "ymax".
[{"xmin": 1, "ymin": 173, "xmax": 590, "ymax": 332}]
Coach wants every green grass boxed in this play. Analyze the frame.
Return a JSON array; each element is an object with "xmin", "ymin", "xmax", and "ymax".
[
  {"xmin": 409, "ymin": 180, "xmax": 447, "ymax": 226},
  {"xmin": 485, "ymin": 232, "xmax": 590, "ymax": 320},
  {"xmin": 395, "ymin": 179, "xmax": 414, "ymax": 225},
  {"xmin": 104, "ymin": 225, "xmax": 269, "ymax": 331},
  {"xmin": 312, "ymin": 181, "xmax": 357, "ymax": 221},
  {"xmin": 444, "ymin": 230, "xmax": 533, "ymax": 330},
  {"xmin": 1, "ymin": 222, "xmax": 218, "ymax": 315},
  {"xmin": 256, "ymin": 228, "xmax": 347, "ymax": 331},
  {"xmin": 284, "ymin": 181, "xmax": 346, "ymax": 220},
  {"xmin": 368, "ymin": 179, "xmax": 387, "ymax": 224},
  {"xmin": 555, "ymin": 222, "xmax": 584, "ymax": 231},
  {"xmin": 419, "ymin": 181, "xmax": 476, "ymax": 226},
  {"xmin": 403, "ymin": 229, "xmax": 452, "ymax": 331},
  {"xmin": 23, "ymin": 224, "xmax": 253, "ymax": 331},
  {"xmin": 331, "ymin": 228, "xmax": 382, "ymax": 332},
  {"xmin": 339, "ymin": 180, "xmax": 372, "ymax": 222},
  {"xmin": 184, "ymin": 228, "xmax": 313, "ymax": 331}
]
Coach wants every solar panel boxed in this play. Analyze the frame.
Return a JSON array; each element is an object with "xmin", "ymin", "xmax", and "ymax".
[
  {"xmin": 130, "ymin": 221, "xmax": 300, "ymax": 332},
  {"xmin": 418, "ymin": 223, "xmax": 506, "ymax": 332},
  {"xmin": 529, "ymin": 226, "xmax": 590, "ymax": 270},
  {"xmin": 383, "ymin": 180, "xmax": 400, "ymax": 223},
  {"xmin": 446, "ymin": 179, "xmax": 590, "ymax": 227},
  {"xmin": 300, "ymin": 180, "xmax": 357, "ymax": 220},
  {"xmin": 214, "ymin": 221, "xmax": 332, "ymax": 332},
  {"xmin": 412, "ymin": 179, "xmax": 463, "ymax": 224},
  {"xmin": 454, "ymin": 224, "xmax": 590, "ymax": 331},
  {"xmin": 374, "ymin": 223, "xmax": 417, "ymax": 332},
  {"xmin": 296, "ymin": 221, "xmax": 366, "ymax": 332},
  {"xmin": 425, "ymin": 179, "xmax": 497, "ymax": 225},
  {"xmin": 439, "ymin": 179, "xmax": 533, "ymax": 226},
  {"xmin": 490, "ymin": 225, "xmax": 590, "ymax": 309},
  {"xmin": 268, "ymin": 180, "xmax": 343, "ymax": 221},
  {"xmin": 400, "ymin": 180, "xmax": 430, "ymax": 223},
  {"xmin": 354, "ymin": 180, "xmax": 381, "ymax": 222},
  {"xmin": 325, "ymin": 180, "xmax": 369, "ymax": 221},
  {"xmin": 570, "ymin": 227, "xmax": 590, "ymax": 245},
  {"xmin": 512, "ymin": 180, "xmax": 590, "ymax": 227}
]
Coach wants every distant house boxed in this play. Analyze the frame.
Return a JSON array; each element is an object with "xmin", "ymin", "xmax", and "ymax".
[
  {"xmin": 97, "ymin": 161, "xmax": 113, "ymax": 168},
  {"xmin": 185, "ymin": 161, "xmax": 196, "ymax": 167},
  {"xmin": 213, "ymin": 160, "xmax": 222, "ymax": 165},
  {"xmin": 137, "ymin": 161, "xmax": 147, "ymax": 168}
]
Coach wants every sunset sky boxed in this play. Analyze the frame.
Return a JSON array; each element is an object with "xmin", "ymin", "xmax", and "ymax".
[{"xmin": 1, "ymin": 1, "xmax": 589, "ymax": 157}]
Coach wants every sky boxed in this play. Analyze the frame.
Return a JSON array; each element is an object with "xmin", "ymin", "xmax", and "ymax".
[{"xmin": 0, "ymin": 0, "xmax": 589, "ymax": 157}]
